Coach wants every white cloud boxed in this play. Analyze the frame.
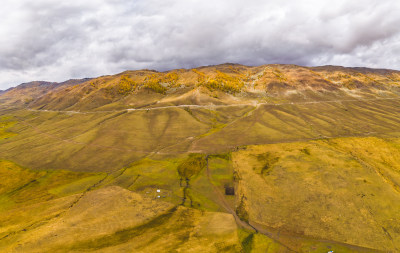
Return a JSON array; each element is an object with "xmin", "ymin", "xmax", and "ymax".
[{"xmin": 1, "ymin": 0, "xmax": 400, "ymax": 89}]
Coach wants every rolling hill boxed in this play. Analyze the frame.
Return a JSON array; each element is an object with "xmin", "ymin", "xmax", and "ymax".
[{"xmin": 0, "ymin": 64, "xmax": 400, "ymax": 252}]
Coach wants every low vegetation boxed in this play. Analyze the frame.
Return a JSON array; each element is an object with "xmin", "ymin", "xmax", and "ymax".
[
  {"xmin": 233, "ymin": 137, "xmax": 400, "ymax": 251},
  {"xmin": 177, "ymin": 153, "xmax": 207, "ymax": 180},
  {"xmin": 143, "ymin": 74, "xmax": 168, "ymax": 94},
  {"xmin": 1, "ymin": 64, "xmax": 400, "ymax": 252},
  {"xmin": 116, "ymin": 75, "xmax": 137, "ymax": 95},
  {"xmin": 0, "ymin": 117, "xmax": 17, "ymax": 140},
  {"xmin": 193, "ymin": 69, "xmax": 245, "ymax": 93}
]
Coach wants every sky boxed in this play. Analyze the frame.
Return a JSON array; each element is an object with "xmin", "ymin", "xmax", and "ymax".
[{"xmin": 1, "ymin": 0, "xmax": 400, "ymax": 89}]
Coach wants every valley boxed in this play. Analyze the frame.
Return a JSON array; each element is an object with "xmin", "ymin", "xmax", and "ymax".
[{"xmin": 1, "ymin": 64, "xmax": 400, "ymax": 252}]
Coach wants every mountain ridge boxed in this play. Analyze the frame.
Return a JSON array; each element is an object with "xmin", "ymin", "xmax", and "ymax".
[
  {"xmin": 1, "ymin": 63, "xmax": 399, "ymax": 111},
  {"xmin": 2, "ymin": 63, "xmax": 400, "ymax": 92}
]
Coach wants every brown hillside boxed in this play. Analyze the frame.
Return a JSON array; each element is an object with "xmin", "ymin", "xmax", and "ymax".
[{"xmin": 2, "ymin": 64, "xmax": 399, "ymax": 111}]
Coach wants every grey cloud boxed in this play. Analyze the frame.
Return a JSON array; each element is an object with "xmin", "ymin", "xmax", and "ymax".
[{"xmin": 1, "ymin": 0, "xmax": 400, "ymax": 89}]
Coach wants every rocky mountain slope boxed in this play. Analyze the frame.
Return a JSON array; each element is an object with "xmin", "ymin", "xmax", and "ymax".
[{"xmin": 1, "ymin": 64, "xmax": 400, "ymax": 111}]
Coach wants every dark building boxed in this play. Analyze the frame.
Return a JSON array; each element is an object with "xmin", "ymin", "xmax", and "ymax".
[{"xmin": 225, "ymin": 186, "xmax": 235, "ymax": 195}]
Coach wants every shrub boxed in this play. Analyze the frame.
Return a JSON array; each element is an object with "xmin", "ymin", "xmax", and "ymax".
[
  {"xmin": 209, "ymin": 71, "xmax": 244, "ymax": 93},
  {"xmin": 272, "ymin": 69, "xmax": 288, "ymax": 82},
  {"xmin": 192, "ymin": 69, "xmax": 206, "ymax": 84},
  {"xmin": 177, "ymin": 154, "xmax": 207, "ymax": 180},
  {"xmin": 164, "ymin": 72, "xmax": 179, "ymax": 86},
  {"xmin": 143, "ymin": 74, "xmax": 167, "ymax": 94},
  {"xmin": 236, "ymin": 195, "xmax": 249, "ymax": 222},
  {"xmin": 256, "ymin": 152, "xmax": 279, "ymax": 175},
  {"xmin": 117, "ymin": 75, "xmax": 137, "ymax": 95},
  {"xmin": 192, "ymin": 69, "xmax": 245, "ymax": 93}
]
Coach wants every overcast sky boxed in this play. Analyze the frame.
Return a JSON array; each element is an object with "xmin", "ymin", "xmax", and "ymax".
[{"xmin": 1, "ymin": 0, "xmax": 400, "ymax": 89}]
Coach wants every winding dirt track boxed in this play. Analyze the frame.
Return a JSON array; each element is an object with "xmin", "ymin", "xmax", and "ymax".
[
  {"xmin": 205, "ymin": 157, "xmax": 256, "ymax": 231},
  {"xmin": 13, "ymin": 95, "xmax": 400, "ymax": 157},
  {"xmin": 26, "ymin": 96, "xmax": 400, "ymax": 114},
  {"xmin": 4, "ymin": 97, "xmax": 396, "ymax": 251},
  {"xmin": 204, "ymin": 156, "xmax": 298, "ymax": 252},
  {"xmin": 204, "ymin": 157, "xmax": 384, "ymax": 253}
]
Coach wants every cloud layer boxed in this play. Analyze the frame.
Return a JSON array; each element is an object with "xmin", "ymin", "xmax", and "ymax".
[{"xmin": 1, "ymin": 0, "xmax": 400, "ymax": 89}]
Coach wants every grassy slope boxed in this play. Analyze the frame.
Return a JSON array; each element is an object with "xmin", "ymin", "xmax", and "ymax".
[
  {"xmin": 233, "ymin": 137, "xmax": 400, "ymax": 252},
  {"xmin": 1, "ymin": 64, "xmax": 400, "ymax": 252},
  {"xmin": 0, "ymin": 157, "xmax": 245, "ymax": 252},
  {"xmin": 0, "ymin": 98, "xmax": 399, "ymax": 172},
  {"xmin": 1, "ymin": 137, "xmax": 393, "ymax": 252}
]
